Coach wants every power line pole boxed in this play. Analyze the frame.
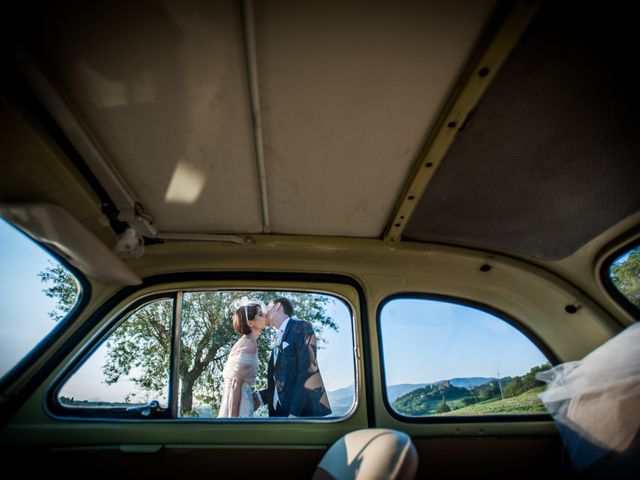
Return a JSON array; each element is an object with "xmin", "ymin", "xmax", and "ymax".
[{"xmin": 496, "ymin": 371, "xmax": 504, "ymax": 400}]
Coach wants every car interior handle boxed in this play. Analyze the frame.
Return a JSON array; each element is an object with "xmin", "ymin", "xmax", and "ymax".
[{"xmin": 126, "ymin": 400, "xmax": 163, "ymax": 417}]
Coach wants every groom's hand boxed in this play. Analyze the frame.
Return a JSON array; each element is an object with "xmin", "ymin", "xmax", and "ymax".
[{"xmin": 253, "ymin": 393, "xmax": 260, "ymax": 411}]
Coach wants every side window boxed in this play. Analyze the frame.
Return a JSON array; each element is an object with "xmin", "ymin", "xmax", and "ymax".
[
  {"xmin": 58, "ymin": 298, "xmax": 173, "ymax": 415},
  {"xmin": 0, "ymin": 218, "xmax": 81, "ymax": 381},
  {"xmin": 608, "ymin": 244, "xmax": 640, "ymax": 311},
  {"xmin": 54, "ymin": 289, "xmax": 357, "ymax": 420},
  {"xmin": 379, "ymin": 297, "xmax": 551, "ymax": 418}
]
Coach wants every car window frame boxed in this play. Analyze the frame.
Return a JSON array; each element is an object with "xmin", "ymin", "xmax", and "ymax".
[
  {"xmin": 45, "ymin": 273, "xmax": 369, "ymax": 424},
  {"xmin": 377, "ymin": 292, "xmax": 558, "ymax": 424},
  {"xmin": 600, "ymin": 237, "xmax": 640, "ymax": 319}
]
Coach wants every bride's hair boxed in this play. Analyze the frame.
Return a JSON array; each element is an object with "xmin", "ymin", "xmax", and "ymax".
[{"xmin": 232, "ymin": 304, "xmax": 260, "ymax": 335}]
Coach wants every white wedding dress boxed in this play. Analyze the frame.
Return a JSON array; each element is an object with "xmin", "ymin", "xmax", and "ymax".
[{"xmin": 218, "ymin": 335, "xmax": 258, "ymax": 418}]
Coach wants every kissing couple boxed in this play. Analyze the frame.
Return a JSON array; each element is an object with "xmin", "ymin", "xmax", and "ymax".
[{"xmin": 217, "ymin": 296, "xmax": 332, "ymax": 418}]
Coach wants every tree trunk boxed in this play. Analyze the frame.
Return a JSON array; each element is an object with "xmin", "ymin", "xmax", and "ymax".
[
  {"xmin": 179, "ymin": 345, "xmax": 219, "ymax": 416},
  {"xmin": 180, "ymin": 376, "xmax": 195, "ymax": 415}
]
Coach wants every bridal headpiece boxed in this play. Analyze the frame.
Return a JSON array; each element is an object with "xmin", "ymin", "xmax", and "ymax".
[{"xmin": 230, "ymin": 296, "xmax": 265, "ymax": 321}]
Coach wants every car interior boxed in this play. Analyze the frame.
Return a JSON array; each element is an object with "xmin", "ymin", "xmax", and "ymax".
[{"xmin": 1, "ymin": 0, "xmax": 639, "ymax": 478}]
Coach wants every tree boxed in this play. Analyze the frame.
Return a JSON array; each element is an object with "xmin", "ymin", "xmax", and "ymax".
[
  {"xmin": 435, "ymin": 396, "xmax": 451, "ymax": 413},
  {"xmin": 503, "ymin": 376, "xmax": 523, "ymax": 398},
  {"xmin": 102, "ymin": 298, "xmax": 174, "ymax": 405},
  {"xmin": 39, "ymin": 268, "xmax": 338, "ymax": 416},
  {"xmin": 38, "ymin": 262, "xmax": 79, "ymax": 321},
  {"xmin": 477, "ymin": 380, "xmax": 500, "ymax": 401},
  {"xmin": 462, "ymin": 396, "xmax": 477, "ymax": 406},
  {"xmin": 521, "ymin": 363, "xmax": 550, "ymax": 391},
  {"xmin": 610, "ymin": 248, "xmax": 640, "ymax": 308}
]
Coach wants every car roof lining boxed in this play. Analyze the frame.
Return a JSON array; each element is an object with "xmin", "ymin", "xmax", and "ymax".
[
  {"xmin": 404, "ymin": 1, "xmax": 640, "ymax": 260},
  {"xmin": 8, "ymin": 0, "xmax": 496, "ymax": 238}
]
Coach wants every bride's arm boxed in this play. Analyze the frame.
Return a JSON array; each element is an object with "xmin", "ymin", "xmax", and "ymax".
[{"xmin": 228, "ymin": 377, "xmax": 244, "ymax": 417}]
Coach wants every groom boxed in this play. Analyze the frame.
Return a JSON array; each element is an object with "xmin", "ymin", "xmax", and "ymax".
[{"xmin": 254, "ymin": 297, "xmax": 332, "ymax": 417}]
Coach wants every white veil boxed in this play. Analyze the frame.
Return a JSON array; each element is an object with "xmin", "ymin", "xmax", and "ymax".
[{"xmin": 536, "ymin": 322, "xmax": 640, "ymax": 471}]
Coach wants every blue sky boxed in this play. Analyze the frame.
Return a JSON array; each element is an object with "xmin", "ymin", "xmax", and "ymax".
[
  {"xmin": 380, "ymin": 298, "xmax": 549, "ymax": 385},
  {"xmin": 0, "ymin": 219, "xmax": 65, "ymax": 378}
]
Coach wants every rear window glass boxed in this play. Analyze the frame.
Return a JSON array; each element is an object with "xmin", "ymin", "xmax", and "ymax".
[
  {"xmin": 0, "ymin": 218, "xmax": 81, "ymax": 380},
  {"xmin": 608, "ymin": 245, "xmax": 640, "ymax": 310}
]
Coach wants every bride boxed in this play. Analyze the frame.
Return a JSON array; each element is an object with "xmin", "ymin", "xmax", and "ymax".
[{"xmin": 217, "ymin": 298, "xmax": 267, "ymax": 418}]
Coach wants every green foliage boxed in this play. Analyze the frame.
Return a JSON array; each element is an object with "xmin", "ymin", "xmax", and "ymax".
[
  {"xmin": 103, "ymin": 299, "xmax": 173, "ymax": 403},
  {"xmin": 496, "ymin": 363, "xmax": 550, "ymax": 400},
  {"xmin": 519, "ymin": 363, "xmax": 551, "ymax": 392},
  {"xmin": 38, "ymin": 262, "xmax": 79, "ymax": 321},
  {"xmin": 435, "ymin": 398, "xmax": 451, "ymax": 413},
  {"xmin": 461, "ymin": 396, "xmax": 478, "ymax": 406},
  {"xmin": 476, "ymin": 380, "xmax": 500, "ymax": 401},
  {"xmin": 503, "ymin": 376, "xmax": 523, "ymax": 398},
  {"xmin": 610, "ymin": 247, "xmax": 640, "ymax": 308},
  {"xmin": 392, "ymin": 382, "xmax": 469, "ymax": 416}
]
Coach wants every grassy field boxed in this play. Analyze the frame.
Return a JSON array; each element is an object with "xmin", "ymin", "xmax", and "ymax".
[{"xmin": 435, "ymin": 387, "xmax": 547, "ymax": 416}]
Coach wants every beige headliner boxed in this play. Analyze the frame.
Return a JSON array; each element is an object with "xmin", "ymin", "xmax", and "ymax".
[{"xmin": 18, "ymin": 0, "xmax": 496, "ymax": 237}]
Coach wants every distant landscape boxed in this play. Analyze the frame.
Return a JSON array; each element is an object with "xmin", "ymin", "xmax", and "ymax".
[
  {"xmin": 436, "ymin": 386, "xmax": 546, "ymax": 416},
  {"xmin": 391, "ymin": 364, "xmax": 550, "ymax": 416},
  {"xmin": 326, "ymin": 385, "xmax": 356, "ymax": 416},
  {"xmin": 58, "ymin": 397, "xmax": 150, "ymax": 408},
  {"xmin": 386, "ymin": 377, "xmax": 494, "ymax": 403}
]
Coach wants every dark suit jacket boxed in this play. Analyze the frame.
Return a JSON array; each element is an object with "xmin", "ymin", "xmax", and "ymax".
[{"xmin": 259, "ymin": 319, "xmax": 332, "ymax": 417}]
